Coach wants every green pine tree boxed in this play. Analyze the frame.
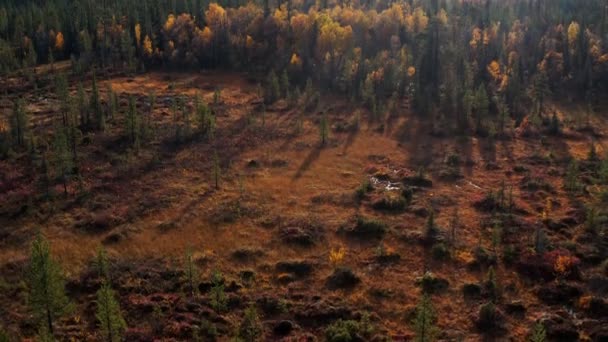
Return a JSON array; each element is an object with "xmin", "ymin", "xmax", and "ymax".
[
  {"xmin": 184, "ymin": 248, "xmax": 198, "ymax": 297},
  {"xmin": 126, "ymin": 96, "xmax": 140, "ymax": 150},
  {"xmin": 529, "ymin": 322, "xmax": 546, "ymax": 342},
  {"xmin": 95, "ymin": 282, "xmax": 126, "ymax": 342},
  {"xmin": 413, "ymin": 293, "xmax": 439, "ymax": 342},
  {"xmin": 238, "ymin": 304, "xmax": 263, "ymax": 342},
  {"xmin": 90, "ymin": 73, "xmax": 104, "ymax": 131},
  {"xmin": 210, "ymin": 271, "xmax": 227, "ymax": 313},
  {"xmin": 52, "ymin": 126, "xmax": 73, "ymax": 196},
  {"xmin": 27, "ymin": 232, "xmax": 71, "ymax": 335},
  {"xmin": 10, "ymin": 99, "xmax": 28, "ymax": 148},
  {"xmin": 320, "ymin": 112, "xmax": 329, "ymax": 146},
  {"xmin": 213, "ymin": 151, "xmax": 220, "ymax": 190},
  {"xmin": 266, "ymin": 70, "xmax": 280, "ymax": 104},
  {"xmin": 95, "ymin": 247, "xmax": 110, "ymax": 282},
  {"xmin": 280, "ymin": 69, "xmax": 290, "ymax": 99}
]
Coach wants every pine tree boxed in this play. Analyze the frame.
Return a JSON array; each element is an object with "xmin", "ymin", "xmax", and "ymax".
[
  {"xmin": 210, "ymin": 271, "xmax": 227, "ymax": 313},
  {"xmin": 182, "ymin": 96, "xmax": 192, "ymax": 140},
  {"xmin": 10, "ymin": 99, "xmax": 28, "ymax": 148},
  {"xmin": 90, "ymin": 73, "xmax": 104, "ymax": 131},
  {"xmin": 475, "ymin": 84, "xmax": 489, "ymax": 134},
  {"xmin": 95, "ymin": 247, "xmax": 111, "ymax": 282},
  {"xmin": 27, "ymin": 232, "xmax": 70, "ymax": 335},
  {"xmin": 52, "ymin": 126, "xmax": 73, "ymax": 196},
  {"xmin": 195, "ymin": 93, "xmax": 211, "ymax": 137},
  {"xmin": 126, "ymin": 96, "xmax": 140, "ymax": 149},
  {"xmin": 0, "ymin": 328, "xmax": 9, "ymax": 342},
  {"xmin": 529, "ymin": 322, "xmax": 546, "ymax": 342},
  {"xmin": 266, "ymin": 70, "xmax": 280, "ymax": 104},
  {"xmin": 184, "ymin": 248, "xmax": 198, "ymax": 297},
  {"xmin": 320, "ymin": 112, "xmax": 329, "ymax": 146},
  {"xmin": 530, "ymin": 71, "xmax": 551, "ymax": 117},
  {"xmin": 107, "ymin": 84, "xmax": 117, "ymax": 120},
  {"xmin": 77, "ymin": 82, "xmax": 88, "ymax": 129},
  {"xmin": 55, "ymin": 73, "xmax": 69, "ymax": 127},
  {"xmin": 238, "ymin": 304, "xmax": 263, "ymax": 341},
  {"xmin": 280, "ymin": 69, "xmax": 290, "ymax": 99},
  {"xmin": 213, "ymin": 150, "xmax": 220, "ymax": 189},
  {"xmin": 413, "ymin": 294, "xmax": 439, "ymax": 342},
  {"xmin": 95, "ymin": 282, "xmax": 126, "ymax": 342},
  {"xmin": 534, "ymin": 226, "xmax": 548, "ymax": 254},
  {"xmin": 425, "ymin": 210, "xmax": 438, "ymax": 241}
]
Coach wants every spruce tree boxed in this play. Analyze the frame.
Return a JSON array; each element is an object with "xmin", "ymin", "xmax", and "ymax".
[
  {"xmin": 95, "ymin": 282, "xmax": 126, "ymax": 342},
  {"xmin": 209, "ymin": 271, "xmax": 227, "ymax": 313},
  {"xmin": 413, "ymin": 294, "xmax": 439, "ymax": 342},
  {"xmin": 475, "ymin": 84, "xmax": 489, "ymax": 134},
  {"xmin": 90, "ymin": 73, "xmax": 104, "ymax": 131},
  {"xmin": 320, "ymin": 112, "xmax": 329, "ymax": 146},
  {"xmin": 529, "ymin": 322, "xmax": 546, "ymax": 342},
  {"xmin": 213, "ymin": 150, "xmax": 220, "ymax": 189},
  {"xmin": 52, "ymin": 126, "xmax": 73, "ymax": 196},
  {"xmin": 195, "ymin": 93, "xmax": 211, "ymax": 137},
  {"xmin": 280, "ymin": 69, "xmax": 290, "ymax": 99},
  {"xmin": 27, "ymin": 232, "xmax": 70, "ymax": 335},
  {"xmin": 184, "ymin": 249, "xmax": 198, "ymax": 297},
  {"xmin": 531, "ymin": 71, "xmax": 551, "ymax": 117},
  {"xmin": 10, "ymin": 99, "xmax": 28, "ymax": 148},
  {"xmin": 266, "ymin": 70, "xmax": 280, "ymax": 104},
  {"xmin": 238, "ymin": 304, "xmax": 263, "ymax": 341},
  {"xmin": 77, "ymin": 82, "xmax": 88, "ymax": 129},
  {"xmin": 55, "ymin": 73, "xmax": 69, "ymax": 127},
  {"xmin": 95, "ymin": 247, "xmax": 111, "ymax": 282},
  {"xmin": 126, "ymin": 96, "xmax": 140, "ymax": 149}
]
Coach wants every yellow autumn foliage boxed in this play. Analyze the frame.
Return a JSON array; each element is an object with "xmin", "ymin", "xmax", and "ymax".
[
  {"xmin": 164, "ymin": 14, "xmax": 176, "ymax": 32},
  {"xmin": 329, "ymin": 247, "xmax": 346, "ymax": 266},
  {"xmin": 54, "ymin": 31, "xmax": 64, "ymax": 52},
  {"xmin": 405, "ymin": 7, "xmax": 428, "ymax": 34},
  {"xmin": 135, "ymin": 23, "xmax": 141, "ymax": 47},
  {"xmin": 143, "ymin": 35, "xmax": 153, "ymax": 56},
  {"xmin": 567, "ymin": 21, "xmax": 580, "ymax": 51},
  {"xmin": 487, "ymin": 60, "xmax": 502, "ymax": 81}
]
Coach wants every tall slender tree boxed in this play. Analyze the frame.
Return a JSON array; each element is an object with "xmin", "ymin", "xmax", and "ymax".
[{"xmin": 27, "ymin": 233, "xmax": 70, "ymax": 335}]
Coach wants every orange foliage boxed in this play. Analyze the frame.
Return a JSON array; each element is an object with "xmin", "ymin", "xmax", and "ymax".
[
  {"xmin": 135, "ymin": 23, "xmax": 142, "ymax": 47},
  {"xmin": 143, "ymin": 35, "xmax": 153, "ymax": 56},
  {"xmin": 54, "ymin": 31, "xmax": 64, "ymax": 52},
  {"xmin": 487, "ymin": 60, "xmax": 502, "ymax": 81},
  {"xmin": 405, "ymin": 7, "xmax": 428, "ymax": 34}
]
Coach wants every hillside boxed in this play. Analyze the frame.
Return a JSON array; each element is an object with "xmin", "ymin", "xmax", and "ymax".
[{"xmin": 1, "ymin": 65, "xmax": 607, "ymax": 341}]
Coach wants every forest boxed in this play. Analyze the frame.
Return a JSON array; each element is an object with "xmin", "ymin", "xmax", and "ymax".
[{"xmin": 0, "ymin": 0, "xmax": 608, "ymax": 341}]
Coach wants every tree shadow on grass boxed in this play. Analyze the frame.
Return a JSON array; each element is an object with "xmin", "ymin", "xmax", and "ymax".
[{"xmin": 292, "ymin": 144, "xmax": 323, "ymax": 181}]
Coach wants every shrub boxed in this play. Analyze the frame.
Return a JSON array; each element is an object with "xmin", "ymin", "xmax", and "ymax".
[
  {"xmin": 401, "ymin": 186, "xmax": 414, "ymax": 204},
  {"xmin": 372, "ymin": 194, "xmax": 407, "ymax": 212},
  {"xmin": 484, "ymin": 267, "xmax": 499, "ymax": 300},
  {"xmin": 193, "ymin": 319, "xmax": 217, "ymax": 341},
  {"xmin": 585, "ymin": 207, "xmax": 599, "ymax": 234},
  {"xmin": 238, "ymin": 305, "xmax": 263, "ymax": 341},
  {"xmin": 477, "ymin": 302, "xmax": 500, "ymax": 331},
  {"xmin": 431, "ymin": 243, "xmax": 450, "ymax": 260},
  {"xmin": 209, "ymin": 271, "xmax": 227, "ymax": 313},
  {"xmin": 354, "ymin": 179, "xmax": 373, "ymax": 201},
  {"xmin": 424, "ymin": 211, "xmax": 438, "ymax": 241},
  {"xmin": 445, "ymin": 152, "xmax": 461, "ymax": 166},
  {"xmin": 473, "ymin": 246, "xmax": 496, "ymax": 267},
  {"xmin": 325, "ymin": 313, "xmax": 374, "ymax": 342},
  {"xmin": 415, "ymin": 272, "xmax": 449, "ymax": 294},
  {"xmin": 503, "ymin": 245, "xmax": 520, "ymax": 265},
  {"xmin": 351, "ymin": 217, "xmax": 388, "ymax": 238},
  {"xmin": 325, "ymin": 319, "xmax": 360, "ymax": 342}
]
